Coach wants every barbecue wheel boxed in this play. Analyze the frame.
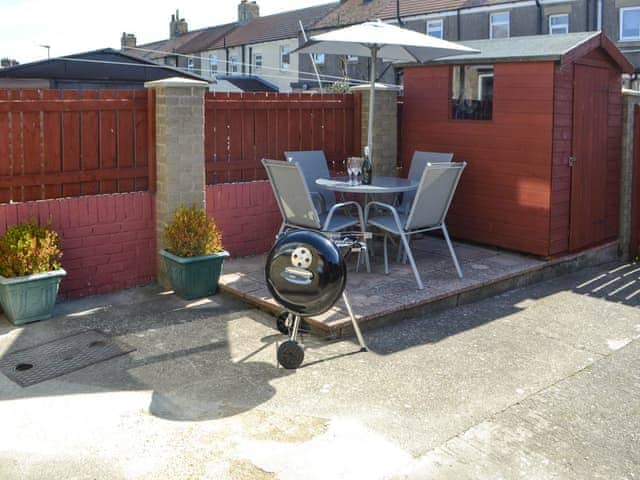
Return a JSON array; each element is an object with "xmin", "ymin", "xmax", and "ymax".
[
  {"xmin": 276, "ymin": 311, "xmax": 290, "ymax": 335},
  {"xmin": 277, "ymin": 340, "xmax": 304, "ymax": 369}
]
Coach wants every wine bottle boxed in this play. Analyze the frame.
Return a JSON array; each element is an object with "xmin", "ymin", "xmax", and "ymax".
[{"xmin": 362, "ymin": 150, "xmax": 372, "ymax": 185}]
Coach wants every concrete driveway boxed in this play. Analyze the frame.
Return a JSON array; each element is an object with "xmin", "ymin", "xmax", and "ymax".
[{"xmin": 0, "ymin": 261, "xmax": 638, "ymax": 479}]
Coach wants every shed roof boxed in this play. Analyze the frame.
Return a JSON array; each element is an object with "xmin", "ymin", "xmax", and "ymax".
[
  {"xmin": 0, "ymin": 49, "xmax": 207, "ymax": 82},
  {"xmin": 414, "ymin": 32, "xmax": 633, "ymax": 73}
]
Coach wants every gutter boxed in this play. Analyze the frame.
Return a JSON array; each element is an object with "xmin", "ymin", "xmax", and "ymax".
[{"xmin": 535, "ymin": 0, "xmax": 542, "ymax": 35}]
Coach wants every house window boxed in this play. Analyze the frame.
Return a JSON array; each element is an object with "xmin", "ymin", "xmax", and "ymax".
[
  {"xmin": 620, "ymin": 7, "xmax": 640, "ymax": 41},
  {"xmin": 280, "ymin": 46, "xmax": 290, "ymax": 71},
  {"xmin": 490, "ymin": 12, "xmax": 510, "ymax": 39},
  {"xmin": 427, "ymin": 19, "xmax": 444, "ymax": 39},
  {"xmin": 313, "ymin": 53, "xmax": 325, "ymax": 65},
  {"xmin": 230, "ymin": 55, "xmax": 239, "ymax": 74},
  {"xmin": 451, "ymin": 65, "xmax": 494, "ymax": 121},
  {"xmin": 254, "ymin": 52, "xmax": 262, "ymax": 73},
  {"xmin": 187, "ymin": 56, "xmax": 195, "ymax": 72},
  {"xmin": 549, "ymin": 14, "xmax": 569, "ymax": 34},
  {"xmin": 347, "ymin": 55, "xmax": 358, "ymax": 63},
  {"xmin": 210, "ymin": 55, "xmax": 218, "ymax": 76}
]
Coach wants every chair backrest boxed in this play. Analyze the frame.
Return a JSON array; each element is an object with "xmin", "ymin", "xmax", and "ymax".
[
  {"xmin": 405, "ymin": 162, "xmax": 466, "ymax": 231},
  {"xmin": 284, "ymin": 150, "xmax": 335, "ymax": 209},
  {"xmin": 408, "ymin": 151, "xmax": 454, "ymax": 182},
  {"xmin": 262, "ymin": 159, "xmax": 322, "ymax": 230},
  {"xmin": 401, "ymin": 151, "xmax": 455, "ymax": 211}
]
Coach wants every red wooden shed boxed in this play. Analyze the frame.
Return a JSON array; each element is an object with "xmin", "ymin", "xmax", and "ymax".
[{"xmin": 401, "ymin": 32, "xmax": 632, "ymax": 257}]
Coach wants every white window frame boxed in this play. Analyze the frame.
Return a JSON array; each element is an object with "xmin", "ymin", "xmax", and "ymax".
[
  {"xmin": 347, "ymin": 55, "xmax": 358, "ymax": 63},
  {"xmin": 477, "ymin": 73, "xmax": 494, "ymax": 101},
  {"xmin": 253, "ymin": 52, "xmax": 263, "ymax": 73},
  {"xmin": 313, "ymin": 53, "xmax": 325, "ymax": 65},
  {"xmin": 489, "ymin": 12, "xmax": 510, "ymax": 39},
  {"xmin": 620, "ymin": 6, "xmax": 640, "ymax": 41},
  {"xmin": 427, "ymin": 19, "xmax": 444, "ymax": 39},
  {"xmin": 229, "ymin": 55, "xmax": 239, "ymax": 75},
  {"xmin": 209, "ymin": 54, "xmax": 218, "ymax": 76},
  {"xmin": 280, "ymin": 46, "xmax": 290, "ymax": 71},
  {"xmin": 549, "ymin": 14, "xmax": 569, "ymax": 35}
]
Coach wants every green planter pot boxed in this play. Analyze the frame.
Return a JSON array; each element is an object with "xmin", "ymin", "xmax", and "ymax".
[
  {"xmin": 160, "ymin": 249, "xmax": 229, "ymax": 300},
  {"xmin": 0, "ymin": 269, "xmax": 66, "ymax": 325}
]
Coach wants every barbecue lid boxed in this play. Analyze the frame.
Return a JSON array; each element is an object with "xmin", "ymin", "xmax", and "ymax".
[{"xmin": 265, "ymin": 230, "xmax": 347, "ymax": 317}]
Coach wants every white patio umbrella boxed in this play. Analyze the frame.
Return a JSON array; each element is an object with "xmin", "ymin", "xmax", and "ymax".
[{"xmin": 294, "ymin": 20, "xmax": 479, "ymax": 166}]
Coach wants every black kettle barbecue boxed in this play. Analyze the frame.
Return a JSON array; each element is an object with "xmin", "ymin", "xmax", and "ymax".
[{"xmin": 265, "ymin": 230, "xmax": 368, "ymax": 369}]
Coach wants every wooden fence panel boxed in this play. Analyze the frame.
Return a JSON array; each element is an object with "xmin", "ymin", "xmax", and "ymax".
[
  {"xmin": 204, "ymin": 92, "xmax": 360, "ymax": 183},
  {"xmin": 0, "ymin": 88, "xmax": 152, "ymax": 203}
]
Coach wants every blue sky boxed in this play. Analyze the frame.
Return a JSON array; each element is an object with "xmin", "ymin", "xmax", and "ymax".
[{"xmin": 0, "ymin": 0, "xmax": 333, "ymax": 63}]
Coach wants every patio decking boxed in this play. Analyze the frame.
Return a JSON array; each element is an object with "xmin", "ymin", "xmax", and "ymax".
[{"xmin": 220, "ymin": 235, "xmax": 549, "ymax": 334}]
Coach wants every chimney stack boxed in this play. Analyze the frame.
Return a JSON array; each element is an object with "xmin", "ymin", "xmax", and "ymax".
[
  {"xmin": 238, "ymin": 0, "xmax": 259, "ymax": 25},
  {"xmin": 170, "ymin": 9, "xmax": 189, "ymax": 38},
  {"xmin": 121, "ymin": 32, "xmax": 137, "ymax": 49}
]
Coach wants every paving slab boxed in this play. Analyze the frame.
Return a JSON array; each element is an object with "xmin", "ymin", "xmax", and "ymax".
[{"xmin": 0, "ymin": 261, "xmax": 638, "ymax": 479}]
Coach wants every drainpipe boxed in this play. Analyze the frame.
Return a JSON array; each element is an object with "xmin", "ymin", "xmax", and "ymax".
[
  {"xmin": 457, "ymin": 8, "xmax": 461, "ymax": 41},
  {"xmin": 597, "ymin": 0, "xmax": 603, "ymax": 31},
  {"xmin": 586, "ymin": 0, "xmax": 591, "ymax": 31},
  {"xmin": 249, "ymin": 46, "xmax": 252, "ymax": 75},
  {"xmin": 224, "ymin": 36, "xmax": 229, "ymax": 75},
  {"xmin": 535, "ymin": 0, "xmax": 542, "ymax": 34},
  {"xmin": 241, "ymin": 45, "xmax": 246, "ymax": 75},
  {"xmin": 396, "ymin": 0, "xmax": 404, "ymax": 26}
]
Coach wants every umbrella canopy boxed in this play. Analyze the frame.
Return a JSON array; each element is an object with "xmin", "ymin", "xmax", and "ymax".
[
  {"xmin": 295, "ymin": 20, "xmax": 479, "ymax": 169},
  {"xmin": 296, "ymin": 20, "xmax": 479, "ymax": 63}
]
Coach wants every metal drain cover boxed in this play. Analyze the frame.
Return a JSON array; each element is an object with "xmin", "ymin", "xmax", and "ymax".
[{"xmin": 0, "ymin": 330, "xmax": 135, "ymax": 387}]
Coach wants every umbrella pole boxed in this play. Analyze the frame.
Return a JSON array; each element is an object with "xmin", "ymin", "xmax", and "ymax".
[{"xmin": 367, "ymin": 46, "xmax": 377, "ymax": 163}]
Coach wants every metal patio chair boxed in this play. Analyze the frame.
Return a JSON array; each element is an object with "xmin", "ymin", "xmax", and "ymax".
[
  {"xmin": 263, "ymin": 158, "xmax": 370, "ymax": 272},
  {"xmin": 365, "ymin": 162, "xmax": 466, "ymax": 290},
  {"xmin": 399, "ymin": 151, "xmax": 454, "ymax": 213},
  {"xmin": 284, "ymin": 150, "xmax": 335, "ymax": 214}
]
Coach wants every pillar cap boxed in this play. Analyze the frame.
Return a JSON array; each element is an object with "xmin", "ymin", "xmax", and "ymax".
[
  {"xmin": 350, "ymin": 82, "xmax": 402, "ymax": 93},
  {"xmin": 144, "ymin": 77, "xmax": 209, "ymax": 89}
]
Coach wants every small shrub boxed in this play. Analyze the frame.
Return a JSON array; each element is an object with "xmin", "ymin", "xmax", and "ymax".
[
  {"xmin": 0, "ymin": 219, "xmax": 63, "ymax": 277},
  {"xmin": 164, "ymin": 205, "xmax": 223, "ymax": 257}
]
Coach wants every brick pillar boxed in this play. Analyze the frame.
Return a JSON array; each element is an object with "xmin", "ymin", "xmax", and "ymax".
[
  {"xmin": 351, "ymin": 83, "xmax": 401, "ymax": 177},
  {"xmin": 620, "ymin": 89, "xmax": 640, "ymax": 260},
  {"xmin": 145, "ymin": 77, "xmax": 209, "ymax": 287}
]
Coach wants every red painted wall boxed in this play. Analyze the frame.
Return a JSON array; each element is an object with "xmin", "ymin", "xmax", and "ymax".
[
  {"xmin": 401, "ymin": 62, "xmax": 555, "ymax": 256},
  {"xmin": 206, "ymin": 181, "xmax": 280, "ymax": 257},
  {"xmin": 0, "ymin": 192, "xmax": 156, "ymax": 298}
]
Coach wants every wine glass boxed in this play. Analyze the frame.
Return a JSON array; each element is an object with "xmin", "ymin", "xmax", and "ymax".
[{"xmin": 347, "ymin": 157, "xmax": 356, "ymax": 185}]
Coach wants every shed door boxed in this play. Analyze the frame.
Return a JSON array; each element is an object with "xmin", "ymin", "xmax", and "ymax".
[{"xmin": 569, "ymin": 64, "xmax": 610, "ymax": 252}]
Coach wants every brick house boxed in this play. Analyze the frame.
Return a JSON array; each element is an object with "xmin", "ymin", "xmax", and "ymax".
[{"xmin": 300, "ymin": 0, "xmax": 640, "ymax": 87}]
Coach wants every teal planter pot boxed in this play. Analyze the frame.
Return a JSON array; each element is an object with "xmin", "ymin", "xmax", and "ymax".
[
  {"xmin": 0, "ymin": 269, "xmax": 66, "ymax": 325},
  {"xmin": 160, "ymin": 249, "xmax": 229, "ymax": 300}
]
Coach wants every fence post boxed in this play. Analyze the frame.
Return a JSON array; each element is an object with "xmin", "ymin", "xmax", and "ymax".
[
  {"xmin": 350, "ymin": 83, "xmax": 401, "ymax": 177},
  {"xmin": 619, "ymin": 89, "xmax": 640, "ymax": 260},
  {"xmin": 145, "ymin": 77, "xmax": 209, "ymax": 287}
]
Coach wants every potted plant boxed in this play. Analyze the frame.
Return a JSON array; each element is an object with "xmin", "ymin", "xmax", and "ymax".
[
  {"xmin": 159, "ymin": 205, "xmax": 229, "ymax": 300},
  {"xmin": 0, "ymin": 219, "xmax": 66, "ymax": 325}
]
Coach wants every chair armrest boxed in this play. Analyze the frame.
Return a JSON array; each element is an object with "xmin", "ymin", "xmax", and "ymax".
[
  {"xmin": 323, "ymin": 201, "xmax": 364, "ymax": 231},
  {"xmin": 365, "ymin": 201, "xmax": 405, "ymax": 229}
]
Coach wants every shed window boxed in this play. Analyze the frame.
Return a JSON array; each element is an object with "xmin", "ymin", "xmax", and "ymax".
[
  {"xmin": 490, "ymin": 12, "xmax": 510, "ymax": 39},
  {"xmin": 549, "ymin": 14, "xmax": 569, "ymax": 34},
  {"xmin": 451, "ymin": 65, "xmax": 494, "ymax": 121},
  {"xmin": 620, "ymin": 7, "xmax": 640, "ymax": 41},
  {"xmin": 427, "ymin": 19, "xmax": 444, "ymax": 39}
]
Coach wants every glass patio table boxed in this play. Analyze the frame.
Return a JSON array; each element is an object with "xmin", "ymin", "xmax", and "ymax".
[{"xmin": 315, "ymin": 176, "xmax": 417, "ymax": 195}]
